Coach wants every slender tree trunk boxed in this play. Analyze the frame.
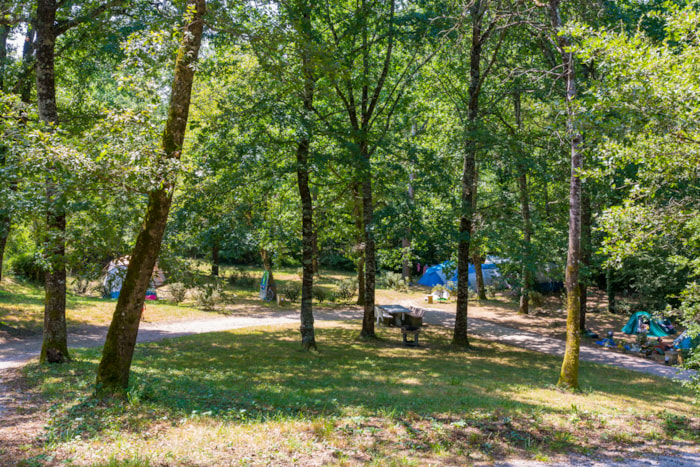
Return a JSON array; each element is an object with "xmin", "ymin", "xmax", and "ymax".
[
  {"xmin": 473, "ymin": 255, "xmax": 486, "ymax": 298},
  {"xmin": 0, "ymin": 25, "xmax": 8, "ymax": 282},
  {"xmin": 352, "ymin": 183, "xmax": 365, "ymax": 306},
  {"xmin": 0, "ymin": 24, "xmax": 7, "ymax": 91},
  {"xmin": 311, "ymin": 193, "xmax": 319, "ymax": 275},
  {"xmin": 295, "ymin": 0, "xmax": 317, "ymax": 350},
  {"xmin": 579, "ymin": 190, "xmax": 591, "ymax": 330},
  {"xmin": 0, "ymin": 219, "xmax": 7, "ymax": 281},
  {"xmin": 360, "ymin": 143, "xmax": 376, "ymax": 338},
  {"xmin": 549, "ymin": 0, "xmax": 582, "ymax": 390},
  {"xmin": 20, "ymin": 26, "xmax": 35, "ymax": 103},
  {"xmin": 36, "ymin": 0, "xmax": 70, "ymax": 364},
  {"xmin": 401, "ymin": 169, "xmax": 415, "ymax": 281},
  {"xmin": 211, "ymin": 240, "xmax": 219, "ymax": 276},
  {"xmin": 515, "ymin": 91, "xmax": 533, "ymax": 315},
  {"xmin": 606, "ymin": 266, "xmax": 616, "ymax": 313},
  {"xmin": 471, "ymin": 166, "xmax": 486, "ymax": 300},
  {"xmin": 96, "ymin": 0, "xmax": 205, "ymax": 393},
  {"xmin": 454, "ymin": 0, "xmax": 485, "ymax": 347}
]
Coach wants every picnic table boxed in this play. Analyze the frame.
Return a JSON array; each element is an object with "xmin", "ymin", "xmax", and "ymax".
[{"xmin": 376, "ymin": 304, "xmax": 426, "ymax": 346}]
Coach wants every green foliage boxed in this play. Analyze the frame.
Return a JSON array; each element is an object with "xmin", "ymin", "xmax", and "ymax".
[
  {"xmin": 10, "ymin": 253, "xmax": 47, "ymax": 284},
  {"xmin": 282, "ymin": 282, "xmax": 301, "ymax": 302},
  {"xmin": 227, "ymin": 268, "xmax": 257, "ymax": 290},
  {"xmin": 334, "ymin": 277, "xmax": 358, "ymax": 301},
  {"xmin": 312, "ymin": 286, "xmax": 327, "ymax": 303},
  {"xmin": 378, "ymin": 271, "xmax": 409, "ymax": 292},
  {"xmin": 194, "ymin": 280, "xmax": 224, "ymax": 311},
  {"xmin": 168, "ymin": 283, "xmax": 189, "ymax": 304}
]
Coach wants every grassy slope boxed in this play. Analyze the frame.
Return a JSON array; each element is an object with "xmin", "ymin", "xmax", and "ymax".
[{"xmin": 10, "ymin": 322, "xmax": 699, "ymax": 466}]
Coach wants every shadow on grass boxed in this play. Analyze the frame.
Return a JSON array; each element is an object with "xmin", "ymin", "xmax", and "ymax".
[{"xmin": 27, "ymin": 323, "xmax": 697, "ymax": 458}]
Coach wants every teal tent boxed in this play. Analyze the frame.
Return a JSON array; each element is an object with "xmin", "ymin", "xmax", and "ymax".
[{"xmin": 621, "ymin": 311, "xmax": 676, "ymax": 337}]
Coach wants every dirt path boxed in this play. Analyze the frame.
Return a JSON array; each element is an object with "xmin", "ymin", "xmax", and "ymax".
[{"xmin": 1, "ymin": 305, "xmax": 694, "ymax": 382}]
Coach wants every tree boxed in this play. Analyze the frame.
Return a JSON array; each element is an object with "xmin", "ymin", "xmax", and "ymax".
[
  {"xmin": 34, "ymin": 0, "xmax": 127, "ymax": 363},
  {"xmin": 547, "ymin": 0, "xmax": 582, "ymax": 390},
  {"xmin": 96, "ymin": 0, "xmax": 206, "ymax": 393}
]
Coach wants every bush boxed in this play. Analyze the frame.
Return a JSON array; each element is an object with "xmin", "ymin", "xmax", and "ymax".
[
  {"xmin": 379, "ymin": 271, "xmax": 408, "ymax": 292},
  {"xmin": 529, "ymin": 291, "xmax": 545, "ymax": 308},
  {"xmin": 282, "ymin": 282, "xmax": 301, "ymax": 302},
  {"xmin": 228, "ymin": 269, "xmax": 257, "ymax": 290},
  {"xmin": 10, "ymin": 253, "xmax": 47, "ymax": 284},
  {"xmin": 312, "ymin": 286, "xmax": 328, "ymax": 303},
  {"xmin": 194, "ymin": 281, "xmax": 224, "ymax": 311},
  {"xmin": 335, "ymin": 277, "xmax": 358, "ymax": 301},
  {"xmin": 169, "ymin": 283, "xmax": 188, "ymax": 304}
]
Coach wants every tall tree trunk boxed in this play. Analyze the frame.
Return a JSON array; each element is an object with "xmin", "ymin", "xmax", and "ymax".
[
  {"xmin": 579, "ymin": 189, "xmax": 591, "ymax": 331},
  {"xmin": 352, "ymin": 183, "xmax": 365, "ymax": 306},
  {"xmin": 20, "ymin": 26, "xmax": 35, "ymax": 103},
  {"xmin": 36, "ymin": 0, "xmax": 69, "ymax": 364},
  {"xmin": 473, "ymin": 254, "xmax": 486, "ymax": 299},
  {"xmin": 96, "ymin": 0, "xmax": 205, "ymax": 393},
  {"xmin": 311, "ymin": 193, "xmax": 319, "ymax": 275},
  {"xmin": 295, "ymin": 0, "xmax": 317, "ymax": 350},
  {"xmin": 549, "ymin": 0, "xmax": 582, "ymax": 390},
  {"xmin": 0, "ymin": 24, "xmax": 7, "ymax": 91},
  {"xmin": 360, "ymin": 143, "xmax": 376, "ymax": 338},
  {"xmin": 471, "ymin": 165, "xmax": 486, "ymax": 300},
  {"xmin": 454, "ymin": 0, "xmax": 485, "ymax": 347},
  {"xmin": 401, "ymin": 165, "xmax": 415, "ymax": 281},
  {"xmin": 211, "ymin": 240, "xmax": 219, "ymax": 276},
  {"xmin": 515, "ymin": 90, "xmax": 533, "ymax": 315}
]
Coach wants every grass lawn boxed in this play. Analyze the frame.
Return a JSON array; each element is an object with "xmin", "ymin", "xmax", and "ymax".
[{"xmin": 3, "ymin": 321, "xmax": 698, "ymax": 466}]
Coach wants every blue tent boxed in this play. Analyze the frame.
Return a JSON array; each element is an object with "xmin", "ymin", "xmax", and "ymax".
[
  {"xmin": 417, "ymin": 261, "xmax": 502, "ymax": 290},
  {"xmin": 417, "ymin": 261, "xmax": 455, "ymax": 287},
  {"xmin": 673, "ymin": 330, "xmax": 700, "ymax": 351}
]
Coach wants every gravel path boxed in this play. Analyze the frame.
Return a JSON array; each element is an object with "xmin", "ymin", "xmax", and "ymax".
[{"xmin": 1, "ymin": 306, "xmax": 694, "ymax": 382}]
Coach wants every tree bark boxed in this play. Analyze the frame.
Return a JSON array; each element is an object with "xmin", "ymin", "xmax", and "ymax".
[
  {"xmin": 471, "ymin": 166, "xmax": 485, "ymax": 300},
  {"xmin": 515, "ymin": 90, "xmax": 533, "ymax": 315},
  {"xmin": 606, "ymin": 266, "xmax": 616, "ymax": 313},
  {"xmin": 96, "ymin": 0, "xmax": 205, "ymax": 393},
  {"xmin": 579, "ymin": 189, "xmax": 591, "ymax": 330},
  {"xmin": 36, "ymin": 0, "xmax": 70, "ymax": 364},
  {"xmin": 295, "ymin": 0, "xmax": 317, "ymax": 350},
  {"xmin": 211, "ymin": 240, "xmax": 219, "ymax": 276},
  {"xmin": 352, "ymin": 183, "xmax": 365, "ymax": 306},
  {"xmin": 360, "ymin": 143, "xmax": 376, "ymax": 338},
  {"xmin": 454, "ymin": 0, "xmax": 486, "ymax": 347},
  {"xmin": 401, "ymin": 166, "xmax": 415, "ymax": 281},
  {"xmin": 0, "ymin": 24, "xmax": 7, "ymax": 91},
  {"xmin": 549, "ymin": 0, "xmax": 582, "ymax": 390}
]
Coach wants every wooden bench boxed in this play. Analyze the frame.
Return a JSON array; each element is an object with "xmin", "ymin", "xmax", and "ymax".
[
  {"xmin": 401, "ymin": 326, "xmax": 421, "ymax": 347},
  {"xmin": 376, "ymin": 304, "xmax": 426, "ymax": 346}
]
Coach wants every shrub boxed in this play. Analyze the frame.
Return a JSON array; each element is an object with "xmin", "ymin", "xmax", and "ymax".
[
  {"xmin": 194, "ymin": 281, "xmax": 224, "ymax": 311},
  {"xmin": 169, "ymin": 283, "xmax": 188, "ymax": 304},
  {"xmin": 335, "ymin": 277, "xmax": 358, "ymax": 301},
  {"xmin": 379, "ymin": 271, "xmax": 408, "ymax": 292},
  {"xmin": 228, "ymin": 269, "xmax": 257, "ymax": 290},
  {"xmin": 312, "ymin": 286, "xmax": 328, "ymax": 303},
  {"xmin": 529, "ymin": 291, "xmax": 545, "ymax": 308},
  {"xmin": 282, "ymin": 282, "xmax": 301, "ymax": 302},
  {"xmin": 10, "ymin": 253, "xmax": 47, "ymax": 284}
]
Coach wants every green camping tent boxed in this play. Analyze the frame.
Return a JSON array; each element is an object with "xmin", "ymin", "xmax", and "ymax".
[{"xmin": 621, "ymin": 311, "xmax": 676, "ymax": 337}]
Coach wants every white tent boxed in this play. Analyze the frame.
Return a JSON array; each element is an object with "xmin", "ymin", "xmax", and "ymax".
[{"xmin": 102, "ymin": 256, "xmax": 165, "ymax": 299}]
